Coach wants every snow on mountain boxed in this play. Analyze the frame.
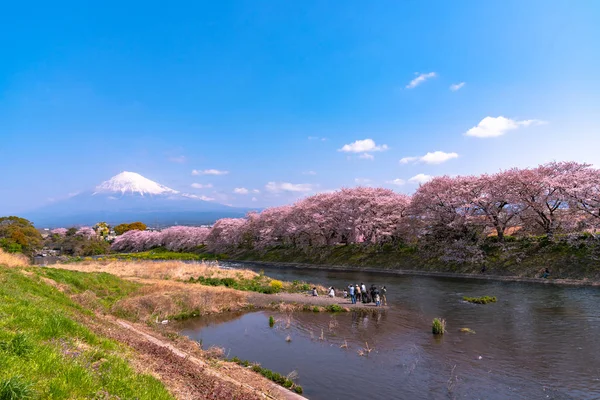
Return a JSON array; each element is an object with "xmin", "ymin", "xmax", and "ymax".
[
  {"xmin": 94, "ymin": 171, "xmax": 179, "ymax": 196},
  {"xmin": 24, "ymin": 172, "xmax": 253, "ymax": 227}
]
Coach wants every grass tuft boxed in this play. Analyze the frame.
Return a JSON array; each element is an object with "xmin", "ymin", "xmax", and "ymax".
[
  {"xmin": 432, "ymin": 318, "xmax": 446, "ymax": 335},
  {"xmin": 0, "ymin": 375, "xmax": 34, "ymax": 400}
]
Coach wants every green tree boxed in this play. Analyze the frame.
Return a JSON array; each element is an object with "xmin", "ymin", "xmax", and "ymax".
[
  {"xmin": 94, "ymin": 222, "xmax": 110, "ymax": 238},
  {"xmin": 0, "ymin": 216, "xmax": 43, "ymax": 254},
  {"xmin": 114, "ymin": 222, "xmax": 147, "ymax": 235}
]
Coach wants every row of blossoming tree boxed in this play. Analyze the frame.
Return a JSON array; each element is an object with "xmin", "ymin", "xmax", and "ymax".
[{"xmin": 108, "ymin": 162, "xmax": 600, "ymax": 254}]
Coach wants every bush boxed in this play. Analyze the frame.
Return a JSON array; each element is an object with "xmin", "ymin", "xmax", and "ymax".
[
  {"xmin": 325, "ymin": 304, "xmax": 344, "ymax": 313},
  {"xmin": 270, "ymin": 280, "xmax": 283, "ymax": 292},
  {"xmin": 268, "ymin": 316, "xmax": 275, "ymax": 327},
  {"xmin": 432, "ymin": 318, "xmax": 446, "ymax": 335}
]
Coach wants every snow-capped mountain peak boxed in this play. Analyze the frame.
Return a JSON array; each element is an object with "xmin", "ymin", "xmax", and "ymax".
[{"xmin": 94, "ymin": 171, "xmax": 179, "ymax": 196}]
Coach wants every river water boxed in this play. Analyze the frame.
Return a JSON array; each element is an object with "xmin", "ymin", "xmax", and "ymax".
[{"xmin": 176, "ymin": 263, "xmax": 600, "ymax": 399}]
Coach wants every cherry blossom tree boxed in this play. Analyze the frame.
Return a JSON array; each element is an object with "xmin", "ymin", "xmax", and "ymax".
[
  {"xmin": 50, "ymin": 228, "xmax": 68, "ymax": 237},
  {"xmin": 508, "ymin": 163, "xmax": 577, "ymax": 236}
]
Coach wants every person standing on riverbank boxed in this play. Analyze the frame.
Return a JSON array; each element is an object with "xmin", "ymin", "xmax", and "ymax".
[
  {"xmin": 361, "ymin": 283, "xmax": 367, "ymax": 303},
  {"xmin": 312, "ymin": 287, "xmax": 318, "ymax": 296},
  {"xmin": 381, "ymin": 286, "xmax": 387, "ymax": 306},
  {"xmin": 355, "ymin": 284, "xmax": 362, "ymax": 303},
  {"xmin": 349, "ymin": 284, "xmax": 356, "ymax": 304}
]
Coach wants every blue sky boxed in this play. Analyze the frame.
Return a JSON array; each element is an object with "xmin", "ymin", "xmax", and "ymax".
[{"xmin": 1, "ymin": 0, "xmax": 599, "ymax": 213}]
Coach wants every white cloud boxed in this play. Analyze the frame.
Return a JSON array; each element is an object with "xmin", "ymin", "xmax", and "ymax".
[
  {"xmin": 251, "ymin": 197, "xmax": 258, "ymax": 202},
  {"xmin": 168, "ymin": 155, "xmax": 187, "ymax": 163},
  {"xmin": 449, "ymin": 82, "xmax": 465, "ymax": 91},
  {"xmin": 265, "ymin": 182, "xmax": 314, "ymax": 193},
  {"xmin": 354, "ymin": 178, "xmax": 371, "ymax": 184},
  {"xmin": 408, "ymin": 173, "xmax": 433, "ymax": 184},
  {"xmin": 400, "ymin": 151, "xmax": 458, "ymax": 165},
  {"xmin": 234, "ymin": 187, "xmax": 249, "ymax": 194},
  {"xmin": 308, "ymin": 136, "xmax": 327, "ymax": 141},
  {"xmin": 358, "ymin": 153, "xmax": 374, "ymax": 160},
  {"xmin": 406, "ymin": 72, "xmax": 437, "ymax": 89},
  {"xmin": 386, "ymin": 178, "xmax": 406, "ymax": 186},
  {"xmin": 252, "ymin": 189, "xmax": 260, "ymax": 193},
  {"xmin": 339, "ymin": 138, "xmax": 389, "ymax": 153},
  {"xmin": 191, "ymin": 183, "xmax": 213, "ymax": 189},
  {"xmin": 192, "ymin": 169, "xmax": 229, "ymax": 175},
  {"xmin": 303, "ymin": 170, "xmax": 317, "ymax": 175},
  {"xmin": 465, "ymin": 116, "xmax": 547, "ymax": 138}
]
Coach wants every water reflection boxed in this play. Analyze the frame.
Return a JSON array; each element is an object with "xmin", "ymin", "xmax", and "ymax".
[{"xmin": 177, "ymin": 264, "xmax": 600, "ymax": 400}]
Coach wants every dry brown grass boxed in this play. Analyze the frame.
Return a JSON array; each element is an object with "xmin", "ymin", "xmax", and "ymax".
[
  {"xmin": 111, "ymin": 279, "xmax": 249, "ymax": 322},
  {"xmin": 58, "ymin": 260, "xmax": 259, "ymax": 281},
  {"xmin": 0, "ymin": 249, "xmax": 30, "ymax": 267}
]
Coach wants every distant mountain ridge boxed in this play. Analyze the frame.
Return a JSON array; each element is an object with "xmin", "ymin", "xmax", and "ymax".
[{"xmin": 23, "ymin": 172, "xmax": 251, "ymax": 228}]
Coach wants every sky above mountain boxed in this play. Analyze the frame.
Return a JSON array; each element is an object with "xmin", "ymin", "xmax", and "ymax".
[{"xmin": 1, "ymin": 1, "xmax": 599, "ymax": 214}]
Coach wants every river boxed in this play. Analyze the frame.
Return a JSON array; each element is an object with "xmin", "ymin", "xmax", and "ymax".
[{"xmin": 176, "ymin": 263, "xmax": 600, "ymax": 399}]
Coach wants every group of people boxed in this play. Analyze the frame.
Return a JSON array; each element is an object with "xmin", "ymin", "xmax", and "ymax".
[
  {"xmin": 311, "ymin": 283, "xmax": 387, "ymax": 307},
  {"xmin": 346, "ymin": 283, "xmax": 386, "ymax": 306}
]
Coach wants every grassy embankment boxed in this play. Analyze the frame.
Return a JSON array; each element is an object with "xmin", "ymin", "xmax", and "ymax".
[
  {"xmin": 0, "ymin": 254, "xmax": 172, "ymax": 399},
  {"xmin": 53, "ymin": 260, "xmax": 337, "ymax": 320},
  {"xmin": 70, "ymin": 246, "xmax": 225, "ymax": 262},
  {"xmin": 2, "ymin": 252, "xmax": 310, "ymax": 398},
  {"xmin": 228, "ymin": 234, "xmax": 600, "ymax": 281}
]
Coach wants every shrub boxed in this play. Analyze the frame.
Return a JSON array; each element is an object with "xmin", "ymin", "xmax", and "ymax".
[
  {"xmin": 270, "ymin": 280, "xmax": 283, "ymax": 292},
  {"xmin": 325, "ymin": 304, "xmax": 344, "ymax": 313},
  {"xmin": 269, "ymin": 316, "xmax": 275, "ymax": 327},
  {"xmin": 463, "ymin": 296, "xmax": 497, "ymax": 304},
  {"xmin": 432, "ymin": 318, "xmax": 446, "ymax": 335}
]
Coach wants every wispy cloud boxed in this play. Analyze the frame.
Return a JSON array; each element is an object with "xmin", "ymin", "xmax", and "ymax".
[
  {"xmin": 358, "ymin": 153, "xmax": 374, "ymax": 160},
  {"xmin": 406, "ymin": 72, "xmax": 437, "ymax": 89},
  {"xmin": 400, "ymin": 151, "xmax": 459, "ymax": 165},
  {"xmin": 308, "ymin": 136, "xmax": 328, "ymax": 141},
  {"xmin": 191, "ymin": 183, "xmax": 213, "ymax": 189},
  {"xmin": 303, "ymin": 170, "xmax": 317, "ymax": 175},
  {"xmin": 182, "ymin": 193, "xmax": 215, "ymax": 201},
  {"xmin": 265, "ymin": 182, "xmax": 314, "ymax": 193},
  {"xmin": 233, "ymin": 187, "xmax": 249, "ymax": 194},
  {"xmin": 192, "ymin": 169, "xmax": 229, "ymax": 176},
  {"xmin": 408, "ymin": 173, "xmax": 433, "ymax": 184},
  {"xmin": 465, "ymin": 116, "xmax": 547, "ymax": 138},
  {"xmin": 449, "ymin": 82, "xmax": 465, "ymax": 91},
  {"xmin": 168, "ymin": 155, "xmax": 187, "ymax": 163},
  {"xmin": 386, "ymin": 178, "xmax": 405, "ymax": 186}
]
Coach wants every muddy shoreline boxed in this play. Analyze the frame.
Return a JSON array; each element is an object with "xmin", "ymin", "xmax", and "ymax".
[{"xmin": 228, "ymin": 259, "xmax": 600, "ymax": 287}]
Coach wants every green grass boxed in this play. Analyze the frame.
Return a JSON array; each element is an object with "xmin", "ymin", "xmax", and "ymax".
[
  {"xmin": 187, "ymin": 275, "xmax": 281, "ymax": 294},
  {"xmin": 463, "ymin": 296, "xmax": 497, "ymax": 304},
  {"xmin": 35, "ymin": 268, "xmax": 140, "ymax": 310},
  {"xmin": 228, "ymin": 357, "xmax": 302, "ymax": 394},
  {"xmin": 0, "ymin": 265, "xmax": 173, "ymax": 400},
  {"xmin": 112, "ymin": 247, "xmax": 227, "ymax": 261}
]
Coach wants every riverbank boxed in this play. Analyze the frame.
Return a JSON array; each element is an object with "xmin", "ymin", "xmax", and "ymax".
[
  {"xmin": 230, "ymin": 259, "xmax": 600, "ymax": 287},
  {"xmin": 0, "ymin": 254, "xmax": 313, "ymax": 399}
]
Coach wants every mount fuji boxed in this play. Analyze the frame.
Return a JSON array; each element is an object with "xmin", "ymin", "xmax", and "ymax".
[{"xmin": 24, "ymin": 172, "xmax": 251, "ymax": 228}]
